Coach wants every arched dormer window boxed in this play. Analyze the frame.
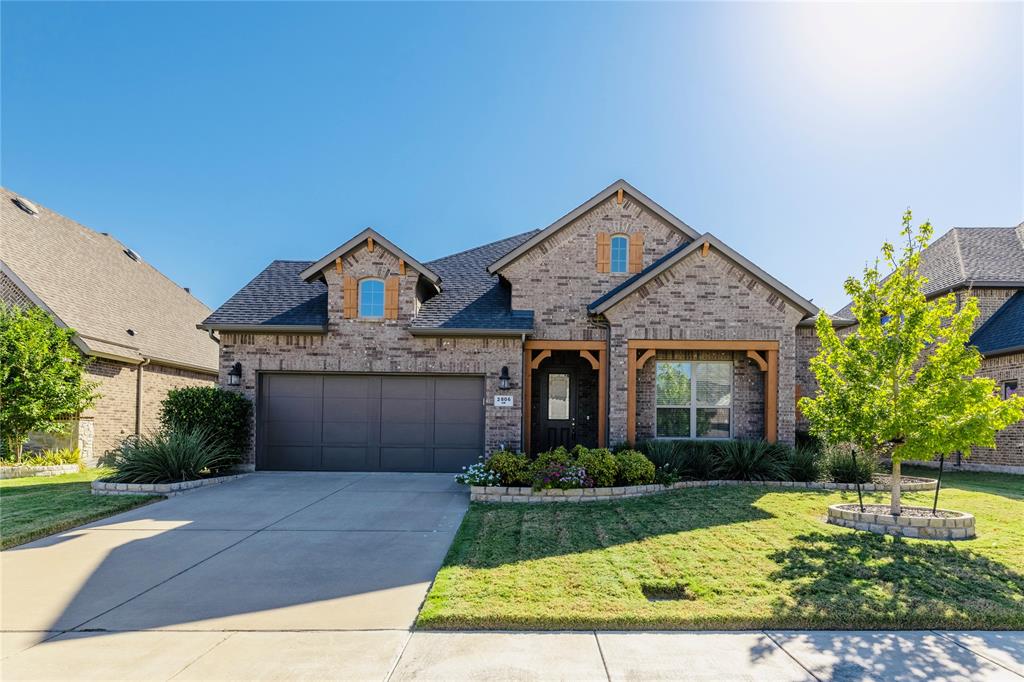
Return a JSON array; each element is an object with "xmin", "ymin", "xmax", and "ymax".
[
  {"xmin": 610, "ymin": 234, "xmax": 629, "ymax": 273},
  {"xmin": 358, "ymin": 278, "xmax": 385, "ymax": 318}
]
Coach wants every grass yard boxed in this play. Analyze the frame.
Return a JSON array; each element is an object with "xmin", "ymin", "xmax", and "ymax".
[
  {"xmin": 0, "ymin": 470, "xmax": 159, "ymax": 550},
  {"xmin": 419, "ymin": 467, "xmax": 1024, "ymax": 630}
]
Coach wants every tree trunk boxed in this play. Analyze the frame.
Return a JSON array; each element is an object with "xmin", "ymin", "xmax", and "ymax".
[
  {"xmin": 851, "ymin": 448, "xmax": 865, "ymax": 512},
  {"xmin": 890, "ymin": 458, "xmax": 902, "ymax": 516}
]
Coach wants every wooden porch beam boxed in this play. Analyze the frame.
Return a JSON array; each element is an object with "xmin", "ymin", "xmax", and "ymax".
[
  {"xmin": 628, "ymin": 339, "xmax": 779, "ymax": 351},
  {"xmin": 524, "ymin": 340, "xmax": 605, "ymax": 351},
  {"xmin": 636, "ymin": 348, "xmax": 657, "ymax": 369},
  {"xmin": 579, "ymin": 349, "xmax": 600, "ymax": 370},
  {"xmin": 529, "ymin": 349, "xmax": 552, "ymax": 370},
  {"xmin": 746, "ymin": 349, "xmax": 768, "ymax": 372}
]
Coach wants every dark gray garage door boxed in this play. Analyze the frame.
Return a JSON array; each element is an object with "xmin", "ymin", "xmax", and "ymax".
[{"xmin": 258, "ymin": 374, "xmax": 485, "ymax": 472}]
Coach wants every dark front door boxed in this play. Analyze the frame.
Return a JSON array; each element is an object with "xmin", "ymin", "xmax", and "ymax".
[
  {"xmin": 258, "ymin": 373, "xmax": 485, "ymax": 472},
  {"xmin": 537, "ymin": 367, "xmax": 577, "ymax": 452}
]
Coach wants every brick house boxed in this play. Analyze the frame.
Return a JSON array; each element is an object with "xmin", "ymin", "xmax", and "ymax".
[
  {"xmin": 202, "ymin": 180, "xmax": 823, "ymax": 472},
  {"xmin": 1, "ymin": 189, "xmax": 218, "ymax": 464},
  {"xmin": 810, "ymin": 223, "xmax": 1024, "ymax": 473}
]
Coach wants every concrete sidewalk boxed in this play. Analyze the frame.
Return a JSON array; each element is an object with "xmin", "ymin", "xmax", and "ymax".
[{"xmin": 2, "ymin": 629, "xmax": 1021, "ymax": 680}]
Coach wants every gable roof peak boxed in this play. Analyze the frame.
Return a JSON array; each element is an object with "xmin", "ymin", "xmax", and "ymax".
[
  {"xmin": 486, "ymin": 179, "xmax": 702, "ymax": 274},
  {"xmin": 299, "ymin": 226, "xmax": 441, "ymax": 285}
]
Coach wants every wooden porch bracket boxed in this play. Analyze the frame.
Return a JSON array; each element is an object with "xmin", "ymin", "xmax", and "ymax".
[
  {"xmin": 745, "ymin": 349, "xmax": 768, "ymax": 371},
  {"xmin": 627, "ymin": 339, "xmax": 780, "ymax": 445},
  {"xmin": 523, "ymin": 341, "xmax": 607, "ymax": 452}
]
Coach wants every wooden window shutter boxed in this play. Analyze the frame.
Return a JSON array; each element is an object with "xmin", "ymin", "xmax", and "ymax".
[
  {"xmin": 384, "ymin": 276, "xmax": 400, "ymax": 320},
  {"xmin": 596, "ymin": 232, "xmax": 610, "ymax": 273},
  {"xmin": 628, "ymin": 232, "xmax": 645, "ymax": 273},
  {"xmin": 342, "ymin": 276, "xmax": 357, "ymax": 318}
]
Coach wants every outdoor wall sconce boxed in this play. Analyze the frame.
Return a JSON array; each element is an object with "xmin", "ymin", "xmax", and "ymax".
[
  {"xmin": 227, "ymin": 362, "xmax": 242, "ymax": 386},
  {"xmin": 498, "ymin": 366, "xmax": 512, "ymax": 390}
]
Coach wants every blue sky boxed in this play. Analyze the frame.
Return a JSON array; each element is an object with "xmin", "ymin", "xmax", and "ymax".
[{"xmin": 2, "ymin": 2, "xmax": 1021, "ymax": 313}]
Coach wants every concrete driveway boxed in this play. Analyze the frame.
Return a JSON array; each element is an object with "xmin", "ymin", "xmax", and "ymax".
[{"xmin": 1, "ymin": 472, "xmax": 468, "ymax": 679}]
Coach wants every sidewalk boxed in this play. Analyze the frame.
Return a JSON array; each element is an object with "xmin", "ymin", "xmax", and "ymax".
[{"xmin": 2, "ymin": 629, "xmax": 1021, "ymax": 681}]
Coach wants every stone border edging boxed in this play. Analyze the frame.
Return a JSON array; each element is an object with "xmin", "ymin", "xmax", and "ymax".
[
  {"xmin": 827, "ymin": 503, "xmax": 975, "ymax": 540},
  {"xmin": 469, "ymin": 476, "xmax": 937, "ymax": 503},
  {"xmin": 0, "ymin": 464, "xmax": 80, "ymax": 479},
  {"xmin": 91, "ymin": 473, "xmax": 249, "ymax": 496}
]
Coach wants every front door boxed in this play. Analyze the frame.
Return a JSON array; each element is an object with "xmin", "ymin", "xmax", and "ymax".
[{"xmin": 536, "ymin": 366, "xmax": 578, "ymax": 452}]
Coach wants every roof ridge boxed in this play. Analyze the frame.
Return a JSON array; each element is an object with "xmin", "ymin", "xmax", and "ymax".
[
  {"xmin": 950, "ymin": 228, "xmax": 968, "ymax": 281},
  {"xmin": 425, "ymin": 229, "xmax": 540, "ymax": 266}
]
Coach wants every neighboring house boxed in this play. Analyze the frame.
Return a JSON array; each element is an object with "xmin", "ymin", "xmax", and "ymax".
[
  {"xmin": 1, "ymin": 188, "xmax": 219, "ymax": 464},
  {"xmin": 202, "ymin": 180, "xmax": 820, "ymax": 472},
  {"xmin": 817, "ymin": 223, "xmax": 1024, "ymax": 473}
]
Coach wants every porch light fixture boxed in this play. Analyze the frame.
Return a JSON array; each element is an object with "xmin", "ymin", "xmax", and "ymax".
[
  {"xmin": 498, "ymin": 366, "xmax": 512, "ymax": 391},
  {"xmin": 227, "ymin": 362, "xmax": 242, "ymax": 386}
]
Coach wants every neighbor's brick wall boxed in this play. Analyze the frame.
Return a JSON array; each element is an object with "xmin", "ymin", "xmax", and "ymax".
[
  {"xmin": 970, "ymin": 351, "xmax": 1023, "ymax": 469},
  {"xmin": 795, "ymin": 325, "xmax": 820, "ymax": 433},
  {"xmin": 139, "ymin": 363, "xmax": 216, "ymax": 436},
  {"xmin": 219, "ymin": 241, "xmax": 522, "ymax": 465},
  {"xmin": 1, "ymin": 271, "xmax": 33, "ymax": 308},
  {"xmin": 603, "ymin": 247, "xmax": 804, "ymax": 446},
  {"xmin": 635, "ymin": 350, "xmax": 764, "ymax": 442},
  {"xmin": 501, "ymin": 193, "xmax": 688, "ymax": 340}
]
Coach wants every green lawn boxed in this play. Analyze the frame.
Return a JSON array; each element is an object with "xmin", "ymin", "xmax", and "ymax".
[
  {"xmin": 0, "ymin": 470, "xmax": 159, "ymax": 550},
  {"xmin": 418, "ymin": 467, "xmax": 1024, "ymax": 630}
]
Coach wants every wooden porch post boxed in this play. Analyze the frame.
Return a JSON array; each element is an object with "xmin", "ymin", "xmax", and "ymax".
[
  {"xmin": 626, "ymin": 345, "xmax": 637, "ymax": 446},
  {"xmin": 598, "ymin": 348, "xmax": 607, "ymax": 448},
  {"xmin": 765, "ymin": 349, "xmax": 778, "ymax": 443},
  {"xmin": 523, "ymin": 347, "xmax": 532, "ymax": 454}
]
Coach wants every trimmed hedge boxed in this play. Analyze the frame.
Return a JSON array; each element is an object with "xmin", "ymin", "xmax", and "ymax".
[{"xmin": 160, "ymin": 387, "xmax": 252, "ymax": 459}]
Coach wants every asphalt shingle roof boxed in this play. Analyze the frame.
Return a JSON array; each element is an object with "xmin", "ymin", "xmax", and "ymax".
[
  {"xmin": 588, "ymin": 240, "xmax": 693, "ymax": 312},
  {"xmin": 970, "ymin": 289, "xmax": 1024, "ymax": 356},
  {"xmin": 835, "ymin": 225, "xmax": 1024, "ymax": 319},
  {"xmin": 202, "ymin": 261, "xmax": 327, "ymax": 328},
  {"xmin": 202, "ymin": 230, "xmax": 539, "ymax": 331},
  {"xmin": 1, "ymin": 187, "xmax": 219, "ymax": 371}
]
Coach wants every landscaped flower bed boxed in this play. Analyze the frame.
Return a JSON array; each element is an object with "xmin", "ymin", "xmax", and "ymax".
[{"xmin": 92, "ymin": 473, "xmax": 248, "ymax": 496}]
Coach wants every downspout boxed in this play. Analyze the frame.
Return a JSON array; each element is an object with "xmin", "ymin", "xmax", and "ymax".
[
  {"xmin": 520, "ymin": 332, "xmax": 527, "ymax": 452},
  {"xmin": 135, "ymin": 358, "xmax": 151, "ymax": 436}
]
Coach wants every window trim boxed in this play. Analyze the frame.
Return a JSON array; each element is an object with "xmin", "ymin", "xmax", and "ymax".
[
  {"xmin": 610, "ymin": 234, "xmax": 629, "ymax": 274},
  {"xmin": 1004, "ymin": 380, "xmax": 1019, "ymax": 400},
  {"xmin": 357, "ymin": 277, "xmax": 386, "ymax": 319},
  {"xmin": 654, "ymin": 360, "xmax": 734, "ymax": 440}
]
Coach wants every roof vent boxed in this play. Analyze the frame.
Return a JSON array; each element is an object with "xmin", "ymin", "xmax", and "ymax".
[
  {"xmin": 12, "ymin": 197, "xmax": 38, "ymax": 216},
  {"xmin": 123, "ymin": 248, "xmax": 140, "ymax": 262},
  {"xmin": 183, "ymin": 287, "xmax": 191, "ymax": 294},
  {"xmin": 126, "ymin": 329, "xmax": 136, "ymax": 336}
]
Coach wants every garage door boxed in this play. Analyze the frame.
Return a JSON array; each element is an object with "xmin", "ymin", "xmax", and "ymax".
[{"xmin": 258, "ymin": 374, "xmax": 485, "ymax": 472}]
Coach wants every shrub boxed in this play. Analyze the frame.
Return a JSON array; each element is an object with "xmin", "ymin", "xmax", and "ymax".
[
  {"xmin": 675, "ymin": 440, "xmax": 720, "ymax": 480},
  {"xmin": 785, "ymin": 444, "xmax": 822, "ymax": 482},
  {"xmin": 1, "ymin": 447, "xmax": 82, "ymax": 468},
  {"xmin": 614, "ymin": 449, "xmax": 655, "ymax": 486},
  {"xmin": 105, "ymin": 426, "xmax": 237, "ymax": 483},
  {"xmin": 823, "ymin": 446, "xmax": 877, "ymax": 484},
  {"xmin": 715, "ymin": 439, "xmax": 789, "ymax": 481},
  {"xmin": 160, "ymin": 387, "xmax": 252, "ymax": 460},
  {"xmin": 639, "ymin": 439, "xmax": 679, "ymax": 470},
  {"xmin": 486, "ymin": 450, "xmax": 531, "ymax": 486},
  {"xmin": 455, "ymin": 457, "xmax": 502, "ymax": 486},
  {"xmin": 574, "ymin": 447, "xmax": 618, "ymax": 487},
  {"xmin": 529, "ymin": 446, "xmax": 572, "ymax": 480}
]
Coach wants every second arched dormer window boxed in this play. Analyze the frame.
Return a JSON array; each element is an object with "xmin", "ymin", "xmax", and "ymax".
[
  {"xmin": 610, "ymin": 234, "xmax": 629, "ymax": 273},
  {"xmin": 358, "ymin": 278, "xmax": 385, "ymax": 318}
]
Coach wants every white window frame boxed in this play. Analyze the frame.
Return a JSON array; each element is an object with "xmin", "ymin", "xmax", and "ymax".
[
  {"xmin": 358, "ymin": 278, "xmax": 385, "ymax": 319},
  {"xmin": 654, "ymin": 360, "xmax": 733, "ymax": 440},
  {"xmin": 610, "ymin": 234, "xmax": 629, "ymax": 274}
]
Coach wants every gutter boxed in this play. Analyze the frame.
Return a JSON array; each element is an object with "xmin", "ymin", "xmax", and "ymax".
[
  {"xmin": 408, "ymin": 327, "xmax": 535, "ymax": 338},
  {"xmin": 197, "ymin": 324, "xmax": 327, "ymax": 333}
]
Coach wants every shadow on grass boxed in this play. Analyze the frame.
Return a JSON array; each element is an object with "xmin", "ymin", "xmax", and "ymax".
[
  {"xmin": 768, "ymin": 530, "xmax": 1024, "ymax": 629},
  {"xmin": 903, "ymin": 466, "xmax": 1024, "ymax": 502},
  {"xmin": 448, "ymin": 485, "xmax": 775, "ymax": 569}
]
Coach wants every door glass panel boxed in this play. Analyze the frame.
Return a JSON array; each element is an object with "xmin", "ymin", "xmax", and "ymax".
[{"xmin": 548, "ymin": 374, "xmax": 570, "ymax": 420}]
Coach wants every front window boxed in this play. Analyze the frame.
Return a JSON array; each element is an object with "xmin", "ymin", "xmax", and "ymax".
[
  {"xmin": 1005, "ymin": 380, "xmax": 1020, "ymax": 400},
  {"xmin": 656, "ymin": 361, "xmax": 732, "ymax": 438},
  {"xmin": 610, "ymin": 234, "xmax": 629, "ymax": 273},
  {"xmin": 358, "ymin": 279, "xmax": 385, "ymax": 318}
]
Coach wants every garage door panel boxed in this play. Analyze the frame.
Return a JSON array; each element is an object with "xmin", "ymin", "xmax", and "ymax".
[
  {"xmin": 382, "ymin": 422, "xmax": 429, "ymax": 446},
  {"xmin": 263, "ymin": 446, "xmax": 319, "ymax": 471},
  {"xmin": 323, "ymin": 376, "xmax": 376, "ymax": 398},
  {"xmin": 380, "ymin": 398, "xmax": 429, "ymax": 422},
  {"xmin": 322, "ymin": 447, "xmax": 377, "ymax": 471},
  {"xmin": 381, "ymin": 377, "xmax": 429, "ymax": 399},
  {"xmin": 380, "ymin": 447, "xmax": 432, "ymax": 472},
  {"xmin": 434, "ymin": 378, "xmax": 483, "ymax": 400},
  {"xmin": 434, "ymin": 448, "xmax": 480, "ymax": 472},
  {"xmin": 323, "ymin": 397, "xmax": 373, "ymax": 421},
  {"xmin": 265, "ymin": 375, "xmax": 321, "ymax": 397},
  {"xmin": 264, "ymin": 397, "xmax": 320, "ymax": 423},
  {"xmin": 434, "ymin": 398, "xmax": 483, "ymax": 423},
  {"xmin": 265, "ymin": 420, "xmax": 316, "ymax": 445},
  {"xmin": 434, "ymin": 421, "xmax": 482, "ymax": 447},
  {"xmin": 322, "ymin": 421, "xmax": 370, "ymax": 444}
]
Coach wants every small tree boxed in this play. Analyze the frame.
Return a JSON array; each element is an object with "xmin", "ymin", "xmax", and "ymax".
[
  {"xmin": 0, "ymin": 304, "xmax": 97, "ymax": 460},
  {"xmin": 801, "ymin": 211, "xmax": 1024, "ymax": 515}
]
